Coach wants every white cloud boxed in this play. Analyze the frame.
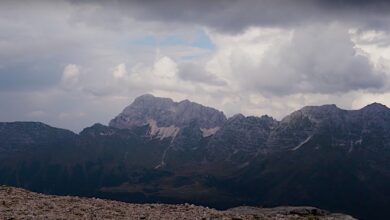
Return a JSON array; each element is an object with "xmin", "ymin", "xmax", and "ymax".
[
  {"xmin": 206, "ymin": 27, "xmax": 293, "ymax": 91},
  {"xmin": 206, "ymin": 24, "xmax": 386, "ymax": 96},
  {"xmin": 127, "ymin": 55, "xmax": 195, "ymax": 93},
  {"xmin": 61, "ymin": 64, "xmax": 80, "ymax": 89},
  {"xmin": 351, "ymin": 29, "xmax": 390, "ymax": 81},
  {"xmin": 112, "ymin": 63, "xmax": 128, "ymax": 79},
  {"xmin": 152, "ymin": 56, "xmax": 178, "ymax": 78}
]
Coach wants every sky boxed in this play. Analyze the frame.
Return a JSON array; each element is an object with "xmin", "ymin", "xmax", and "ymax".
[{"xmin": 1, "ymin": 0, "xmax": 390, "ymax": 132}]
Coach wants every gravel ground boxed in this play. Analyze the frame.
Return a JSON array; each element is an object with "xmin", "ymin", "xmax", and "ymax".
[{"xmin": 0, "ymin": 186, "xmax": 356, "ymax": 220}]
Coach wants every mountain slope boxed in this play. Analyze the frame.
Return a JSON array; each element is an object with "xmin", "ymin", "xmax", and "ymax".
[
  {"xmin": 0, "ymin": 95, "xmax": 390, "ymax": 219},
  {"xmin": 0, "ymin": 122, "xmax": 76, "ymax": 152}
]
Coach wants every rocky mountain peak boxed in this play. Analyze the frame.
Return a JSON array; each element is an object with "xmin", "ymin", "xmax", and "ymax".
[
  {"xmin": 227, "ymin": 114, "xmax": 245, "ymax": 122},
  {"xmin": 225, "ymin": 114, "xmax": 278, "ymax": 128},
  {"xmin": 109, "ymin": 94, "xmax": 227, "ymax": 139},
  {"xmin": 360, "ymin": 102, "xmax": 389, "ymax": 113},
  {"xmin": 131, "ymin": 94, "xmax": 174, "ymax": 109},
  {"xmin": 258, "ymin": 115, "xmax": 278, "ymax": 125},
  {"xmin": 300, "ymin": 104, "xmax": 342, "ymax": 116},
  {"xmin": 281, "ymin": 104, "xmax": 344, "ymax": 125}
]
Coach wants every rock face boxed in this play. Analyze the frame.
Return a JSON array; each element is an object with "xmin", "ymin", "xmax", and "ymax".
[
  {"xmin": 109, "ymin": 94, "xmax": 227, "ymax": 140},
  {"xmin": 266, "ymin": 104, "xmax": 343, "ymax": 151},
  {"xmin": 207, "ymin": 114, "xmax": 278, "ymax": 164},
  {"xmin": 0, "ymin": 186, "xmax": 356, "ymax": 220},
  {"xmin": 267, "ymin": 103, "xmax": 390, "ymax": 152}
]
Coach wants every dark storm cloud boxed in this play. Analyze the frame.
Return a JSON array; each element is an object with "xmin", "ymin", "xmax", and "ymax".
[
  {"xmin": 317, "ymin": 0, "xmax": 390, "ymax": 10},
  {"xmin": 68, "ymin": 0, "xmax": 390, "ymax": 32}
]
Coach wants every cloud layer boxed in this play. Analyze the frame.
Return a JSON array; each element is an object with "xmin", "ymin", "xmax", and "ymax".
[
  {"xmin": 1, "ymin": 0, "xmax": 390, "ymax": 131},
  {"xmin": 69, "ymin": 0, "xmax": 390, "ymax": 33}
]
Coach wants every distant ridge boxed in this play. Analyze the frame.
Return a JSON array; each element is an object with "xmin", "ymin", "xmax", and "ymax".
[{"xmin": 0, "ymin": 94, "xmax": 390, "ymax": 219}]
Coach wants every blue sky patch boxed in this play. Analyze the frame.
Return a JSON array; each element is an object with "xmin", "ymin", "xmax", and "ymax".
[{"xmin": 130, "ymin": 30, "xmax": 215, "ymax": 50}]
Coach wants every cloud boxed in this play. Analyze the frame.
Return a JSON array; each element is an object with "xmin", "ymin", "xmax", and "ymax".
[
  {"xmin": 59, "ymin": 111, "xmax": 85, "ymax": 120},
  {"xmin": 1, "ymin": 0, "xmax": 390, "ymax": 133},
  {"xmin": 177, "ymin": 62, "xmax": 226, "ymax": 86},
  {"xmin": 127, "ymin": 55, "xmax": 192, "ymax": 92},
  {"xmin": 61, "ymin": 64, "xmax": 80, "ymax": 89},
  {"xmin": 206, "ymin": 24, "xmax": 387, "ymax": 96},
  {"xmin": 257, "ymin": 24, "xmax": 386, "ymax": 94},
  {"xmin": 67, "ymin": 0, "xmax": 390, "ymax": 33},
  {"xmin": 152, "ymin": 56, "xmax": 178, "ymax": 78},
  {"xmin": 112, "ymin": 63, "xmax": 128, "ymax": 79}
]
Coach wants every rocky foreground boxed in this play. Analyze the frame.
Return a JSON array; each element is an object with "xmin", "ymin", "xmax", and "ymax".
[{"xmin": 0, "ymin": 186, "xmax": 355, "ymax": 220}]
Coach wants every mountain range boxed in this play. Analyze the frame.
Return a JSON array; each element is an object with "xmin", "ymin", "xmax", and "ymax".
[{"xmin": 1, "ymin": 94, "xmax": 390, "ymax": 219}]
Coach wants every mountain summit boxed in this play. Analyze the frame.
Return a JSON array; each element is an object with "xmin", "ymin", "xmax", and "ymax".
[{"xmin": 109, "ymin": 94, "xmax": 227, "ymax": 139}]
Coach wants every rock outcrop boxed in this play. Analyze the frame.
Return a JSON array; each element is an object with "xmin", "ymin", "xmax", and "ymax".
[{"xmin": 0, "ymin": 186, "xmax": 355, "ymax": 220}]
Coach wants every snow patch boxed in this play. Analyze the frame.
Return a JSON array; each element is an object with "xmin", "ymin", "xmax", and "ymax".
[
  {"xmin": 99, "ymin": 131, "xmax": 114, "ymax": 136},
  {"xmin": 348, "ymin": 143, "xmax": 354, "ymax": 153},
  {"xmin": 148, "ymin": 119, "xmax": 180, "ymax": 140},
  {"xmin": 355, "ymin": 138, "xmax": 362, "ymax": 145},
  {"xmin": 292, "ymin": 135, "xmax": 313, "ymax": 151},
  {"xmin": 200, "ymin": 127, "xmax": 220, "ymax": 137}
]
